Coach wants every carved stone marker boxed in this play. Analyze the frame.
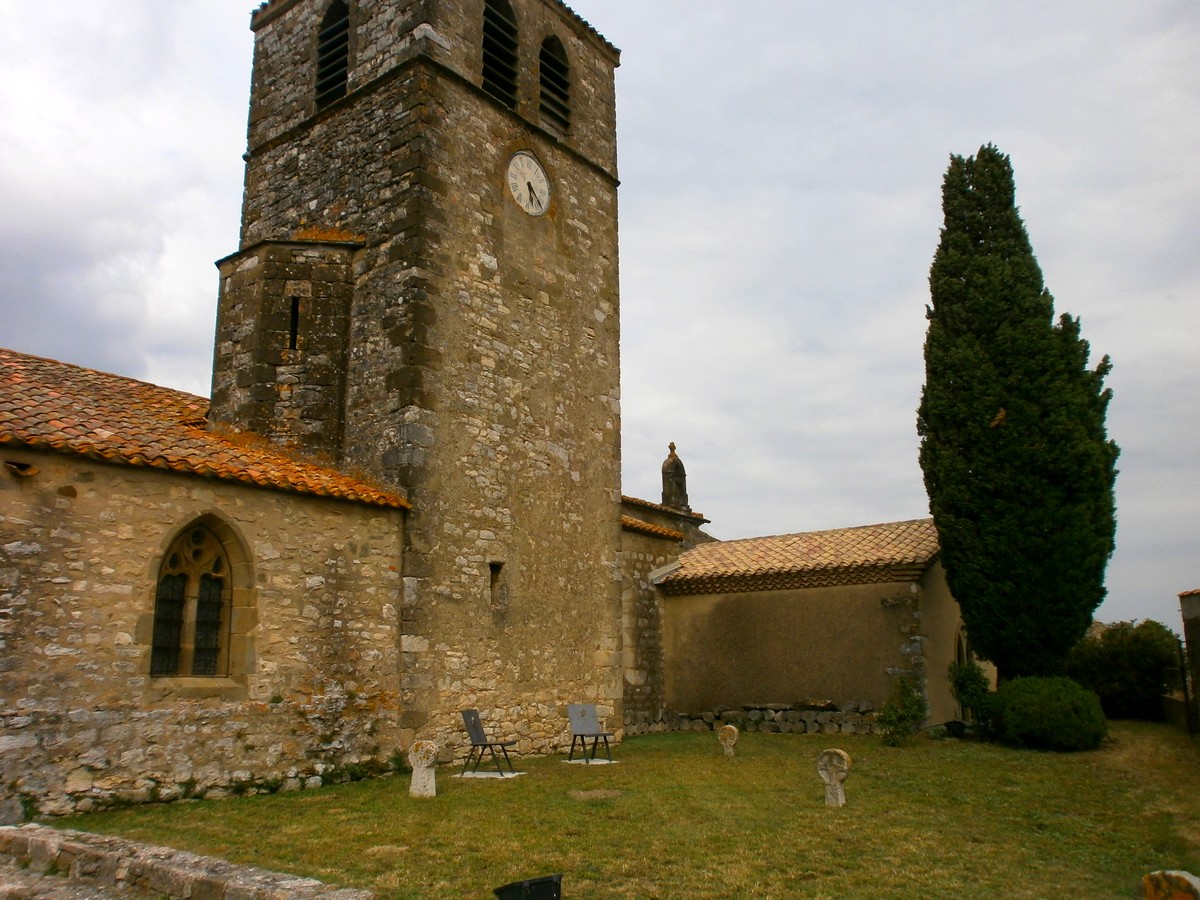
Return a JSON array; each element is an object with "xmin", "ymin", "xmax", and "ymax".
[
  {"xmin": 408, "ymin": 740, "xmax": 439, "ymax": 798},
  {"xmin": 817, "ymin": 748, "xmax": 852, "ymax": 807},
  {"xmin": 1140, "ymin": 870, "xmax": 1200, "ymax": 899},
  {"xmin": 718, "ymin": 724, "xmax": 739, "ymax": 758}
]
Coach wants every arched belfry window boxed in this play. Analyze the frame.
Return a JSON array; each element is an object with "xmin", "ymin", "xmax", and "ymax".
[
  {"xmin": 482, "ymin": 0, "xmax": 518, "ymax": 109},
  {"xmin": 315, "ymin": 1, "xmax": 351, "ymax": 110},
  {"xmin": 151, "ymin": 524, "xmax": 232, "ymax": 677},
  {"xmin": 539, "ymin": 36, "xmax": 570, "ymax": 134}
]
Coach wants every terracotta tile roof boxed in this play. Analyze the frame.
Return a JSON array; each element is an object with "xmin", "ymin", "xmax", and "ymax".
[
  {"xmin": 0, "ymin": 348, "xmax": 408, "ymax": 509},
  {"xmin": 621, "ymin": 515, "xmax": 684, "ymax": 542},
  {"xmin": 621, "ymin": 494, "xmax": 709, "ymax": 523},
  {"xmin": 657, "ymin": 518, "xmax": 939, "ymax": 595}
]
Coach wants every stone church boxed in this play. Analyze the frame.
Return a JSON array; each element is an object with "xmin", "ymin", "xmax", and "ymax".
[{"xmin": 0, "ymin": 0, "xmax": 972, "ymax": 821}]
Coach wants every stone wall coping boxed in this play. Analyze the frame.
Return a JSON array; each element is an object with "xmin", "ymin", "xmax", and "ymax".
[{"xmin": 0, "ymin": 825, "xmax": 372, "ymax": 899}]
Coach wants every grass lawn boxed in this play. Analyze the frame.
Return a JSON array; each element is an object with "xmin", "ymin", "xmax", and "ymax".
[{"xmin": 60, "ymin": 721, "xmax": 1200, "ymax": 898}]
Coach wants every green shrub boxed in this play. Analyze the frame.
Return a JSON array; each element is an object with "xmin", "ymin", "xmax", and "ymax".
[
  {"xmin": 992, "ymin": 677, "xmax": 1107, "ymax": 751},
  {"xmin": 879, "ymin": 676, "xmax": 927, "ymax": 746},
  {"xmin": 947, "ymin": 659, "xmax": 996, "ymax": 730},
  {"xmin": 1066, "ymin": 620, "xmax": 1181, "ymax": 720}
]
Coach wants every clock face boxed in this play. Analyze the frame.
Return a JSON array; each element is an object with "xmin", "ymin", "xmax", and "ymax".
[{"xmin": 506, "ymin": 151, "xmax": 551, "ymax": 216}]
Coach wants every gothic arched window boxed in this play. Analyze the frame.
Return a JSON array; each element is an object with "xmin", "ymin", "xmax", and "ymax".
[
  {"xmin": 539, "ymin": 36, "xmax": 570, "ymax": 134},
  {"xmin": 482, "ymin": 0, "xmax": 518, "ymax": 109},
  {"xmin": 315, "ymin": 1, "xmax": 351, "ymax": 110},
  {"xmin": 151, "ymin": 524, "xmax": 232, "ymax": 677}
]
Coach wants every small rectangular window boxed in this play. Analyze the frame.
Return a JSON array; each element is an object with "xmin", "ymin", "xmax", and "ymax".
[
  {"xmin": 489, "ymin": 562, "xmax": 504, "ymax": 606},
  {"xmin": 288, "ymin": 296, "xmax": 301, "ymax": 351}
]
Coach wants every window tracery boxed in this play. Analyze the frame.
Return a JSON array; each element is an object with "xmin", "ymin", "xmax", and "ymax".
[{"xmin": 151, "ymin": 525, "xmax": 231, "ymax": 677}]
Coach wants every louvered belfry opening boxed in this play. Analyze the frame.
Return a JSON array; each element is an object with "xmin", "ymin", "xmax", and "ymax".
[
  {"xmin": 482, "ymin": 0, "xmax": 518, "ymax": 109},
  {"xmin": 539, "ymin": 36, "xmax": 570, "ymax": 134},
  {"xmin": 315, "ymin": 1, "xmax": 350, "ymax": 109}
]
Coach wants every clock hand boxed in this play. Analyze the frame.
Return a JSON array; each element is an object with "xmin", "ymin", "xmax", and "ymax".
[{"xmin": 526, "ymin": 181, "xmax": 542, "ymax": 210}]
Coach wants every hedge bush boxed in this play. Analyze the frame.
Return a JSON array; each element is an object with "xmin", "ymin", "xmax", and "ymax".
[
  {"xmin": 879, "ymin": 676, "xmax": 927, "ymax": 746},
  {"xmin": 1065, "ymin": 620, "xmax": 1181, "ymax": 720},
  {"xmin": 992, "ymin": 676, "xmax": 1107, "ymax": 751},
  {"xmin": 947, "ymin": 659, "xmax": 995, "ymax": 730}
]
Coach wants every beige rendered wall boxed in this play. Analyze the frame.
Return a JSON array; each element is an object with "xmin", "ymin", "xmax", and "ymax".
[
  {"xmin": 0, "ymin": 448, "xmax": 406, "ymax": 819},
  {"xmin": 919, "ymin": 560, "xmax": 967, "ymax": 724},
  {"xmin": 663, "ymin": 580, "xmax": 927, "ymax": 715}
]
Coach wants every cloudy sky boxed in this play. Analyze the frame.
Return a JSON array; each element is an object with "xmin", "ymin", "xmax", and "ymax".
[{"xmin": 1, "ymin": 2, "xmax": 1196, "ymax": 630}]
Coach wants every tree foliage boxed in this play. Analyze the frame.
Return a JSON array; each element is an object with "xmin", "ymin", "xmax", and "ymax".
[
  {"xmin": 1066, "ymin": 620, "xmax": 1182, "ymax": 720},
  {"xmin": 947, "ymin": 659, "xmax": 996, "ymax": 729},
  {"xmin": 917, "ymin": 144, "xmax": 1119, "ymax": 681},
  {"xmin": 879, "ymin": 675, "xmax": 928, "ymax": 746}
]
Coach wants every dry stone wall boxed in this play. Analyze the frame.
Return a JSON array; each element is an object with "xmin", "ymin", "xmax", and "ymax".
[
  {"xmin": 668, "ymin": 703, "xmax": 883, "ymax": 737},
  {"xmin": 0, "ymin": 824, "xmax": 373, "ymax": 898}
]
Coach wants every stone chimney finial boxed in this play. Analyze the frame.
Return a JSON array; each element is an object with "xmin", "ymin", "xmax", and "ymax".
[{"xmin": 661, "ymin": 442, "xmax": 689, "ymax": 511}]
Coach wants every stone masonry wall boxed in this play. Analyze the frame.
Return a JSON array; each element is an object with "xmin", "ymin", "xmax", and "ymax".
[
  {"xmin": 245, "ymin": 0, "xmax": 618, "ymax": 178},
  {"xmin": 619, "ymin": 497, "xmax": 715, "ymax": 732},
  {"xmin": 235, "ymin": 0, "xmax": 625, "ymax": 761},
  {"xmin": 0, "ymin": 448, "xmax": 406, "ymax": 821},
  {"xmin": 619, "ymin": 530, "xmax": 681, "ymax": 732},
  {"xmin": 210, "ymin": 241, "xmax": 359, "ymax": 460}
]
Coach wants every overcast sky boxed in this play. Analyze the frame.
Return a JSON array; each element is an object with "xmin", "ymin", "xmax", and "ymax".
[{"xmin": 1, "ymin": 2, "xmax": 1196, "ymax": 630}]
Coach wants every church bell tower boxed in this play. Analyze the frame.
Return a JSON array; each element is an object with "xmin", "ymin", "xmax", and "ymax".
[{"xmin": 209, "ymin": 0, "xmax": 624, "ymax": 740}]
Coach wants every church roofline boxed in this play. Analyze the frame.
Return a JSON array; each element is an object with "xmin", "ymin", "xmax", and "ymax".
[
  {"xmin": 621, "ymin": 494, "xmax": 709, "ymax": 524},
  {"xmin": 0, "ymin": 347, "xmax": 409, "ymax": 511},
  {"xmin": 620, "ymin": 515, "xmax": 685, "ymax": 542},
  {"xmin": 214, "ymin": 235, "xmax": 366, "ymax": 268},
  {"xmin": 658, "ymin": 518, "xmax": 940, "ymax": 596}
]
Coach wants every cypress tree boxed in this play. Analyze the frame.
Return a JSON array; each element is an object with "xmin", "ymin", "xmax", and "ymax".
[{"xmin": 917, "ymin": 144, "xmax": 1119, "ymax": 681}]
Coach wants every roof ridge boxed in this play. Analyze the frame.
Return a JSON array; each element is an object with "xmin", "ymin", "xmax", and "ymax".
[
  {"xmin": 0, "ymin": 346, "xmax": 208, "ymax": 401},
  {"xmin": 711, "ymin": 517, "xmax": 934, "ymax": 546}
]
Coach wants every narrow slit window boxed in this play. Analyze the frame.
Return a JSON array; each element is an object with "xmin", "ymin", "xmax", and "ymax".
[
  {"xmin": 289, "ymin": 297, "xmax": 301, "ymax": 351},
  {"xmin": 482, "ymin": 0, "xmax": 518, "ymax": 109},
  {"xmin": 539, "ymin": 36, "xmax": 570, "ymax": 134},
  {"xmin": 489, "ymin": 562, "xmax": 504, "ymax": 606},
  {"xmin": 316, "ymin": 1, "xmax": 350, "ymax": 110}
]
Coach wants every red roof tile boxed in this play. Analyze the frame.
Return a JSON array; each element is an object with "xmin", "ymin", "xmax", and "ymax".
[
  {"xmin": 621, "ymin": 494, "xmax": 708, "ymax": 523},
  {"xmin": 658, "ymin": 518, "xmax": 939, "ymax": 595},
  {"xmin": 0, "ymin": 348, "xmax": 408, "ymax": 509},
  {"xmin": 620, "ymin": 515, "xmax": 684, "ymax": 541}
]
